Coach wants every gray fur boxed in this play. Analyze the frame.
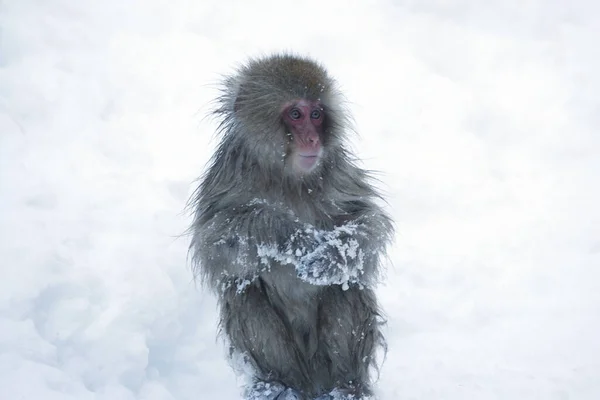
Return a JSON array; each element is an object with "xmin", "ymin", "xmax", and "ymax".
[{"xmin": 188, "ymin": 53, "xmax": 393, "ymax": 399}]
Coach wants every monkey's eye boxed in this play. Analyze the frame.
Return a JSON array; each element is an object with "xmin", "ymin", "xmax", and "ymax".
[
  {"xmin": 310, "ymin": 109, "xmax": 322, "ymax": 119},
  {"xmin": 289, "ymin": 108, "xmax": 302, "ymax": 120}
]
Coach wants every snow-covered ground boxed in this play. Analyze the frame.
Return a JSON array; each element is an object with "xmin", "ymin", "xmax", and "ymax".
[{"xmin": 1, "ymin": 1, "xmax": 599, "ymax": 399}]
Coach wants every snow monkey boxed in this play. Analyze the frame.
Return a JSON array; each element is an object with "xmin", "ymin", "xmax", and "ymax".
[{"xmin": 189, "ymin": 53, "xmax": 394, "ymax": 400}]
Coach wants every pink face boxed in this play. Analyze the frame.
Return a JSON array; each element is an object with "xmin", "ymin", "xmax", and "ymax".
[{"xmin": 282, "ymin": 99, "xmax": 325, "ymax": 173}]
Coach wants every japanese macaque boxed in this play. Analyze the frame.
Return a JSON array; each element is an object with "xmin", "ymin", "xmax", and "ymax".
[{"xmin": 188, "ymin": 53, "xmax": 393, "ymax": 400}]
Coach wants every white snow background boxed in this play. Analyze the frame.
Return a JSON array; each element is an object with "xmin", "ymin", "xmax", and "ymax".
[{"xmin": 1, "ymin": 0, "xmax": 599, "ymax": 399}]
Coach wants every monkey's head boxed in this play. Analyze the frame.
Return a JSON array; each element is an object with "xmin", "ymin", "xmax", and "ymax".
[{"xmin": 216, "ymin": 53, "xmax": 348, "ymax": 179}]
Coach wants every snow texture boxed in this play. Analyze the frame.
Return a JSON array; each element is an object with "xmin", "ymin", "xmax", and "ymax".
[
  {"xmin": 255, "ymin": 221, "xmax": 368, "ymax": 290},
  {"xmin": 244, "ymin": 381, "xmax": 287, "ymax": 400},
  {"xmin": 1, "ymin": 0, "xmax": 600, "ymax": 399},
  {"xmin": 244, "ymin": 382, "xmax": 369, "ymax": 400},
  {"xmin": 293, "ymin": 223, "xmax": 366, "ymax": 289}
]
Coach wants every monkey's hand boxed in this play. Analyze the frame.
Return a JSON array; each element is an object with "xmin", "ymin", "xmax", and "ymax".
[{"xmin": 294, "ymin": 223, "xmax": 367, "ymax": 289}]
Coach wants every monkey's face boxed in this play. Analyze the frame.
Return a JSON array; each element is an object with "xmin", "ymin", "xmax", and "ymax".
[{"xmin": 282, "ymin": 99, "xmax": 325, "ymax": 174}]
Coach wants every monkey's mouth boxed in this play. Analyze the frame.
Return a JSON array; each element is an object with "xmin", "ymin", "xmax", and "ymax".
[{"xmin": 296, "ymin": 154, "xmax": 320, "ymax": 171}]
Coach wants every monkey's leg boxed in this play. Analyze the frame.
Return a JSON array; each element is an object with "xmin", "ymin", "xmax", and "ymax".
[
  {"xmin": 315, "ymin": 286, "xmax": 384, "ymax": 399},
  {"xmin": 221, "ymin": 281, "xmax": 311, "ymax": 398},
  {"xmin": 244, "ymin": 381, "xmax": 305, "ymax": 400},
  {"xmin": 275, "ymin": 388, "xmax": 305, "ymax": 400},
  {"xmin": 313, "ymin": 387, "xmax": 375, "ymax": 400},
  {"xmin": 244, "ymin": 381, "xmax": 285, "ymax": 399}
]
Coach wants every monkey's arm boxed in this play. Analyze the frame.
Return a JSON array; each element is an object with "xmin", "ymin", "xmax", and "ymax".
[
  {"xmin": 191, "ymin": 200, "xmax": 392, "ymax": 290},
  {"xmin": 191, "ymin": 202, "xmax": 312, "ymax": 289},
  {"xmin": 295, "ymin": 200, "xmax": 393, "ymax": 288}
]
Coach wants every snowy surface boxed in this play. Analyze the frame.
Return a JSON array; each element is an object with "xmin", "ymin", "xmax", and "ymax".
[{"xmin": 1, "ymin": 0, "xmax": 599, "ymax": 399}]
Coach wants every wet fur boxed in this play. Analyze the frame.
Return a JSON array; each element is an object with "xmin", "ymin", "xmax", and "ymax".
[{"xmin": 188, "ymin": 53, "xmax": 393, "ymax": 399}]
